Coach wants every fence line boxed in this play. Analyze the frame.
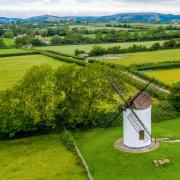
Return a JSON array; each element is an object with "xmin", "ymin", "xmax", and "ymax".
[{"xmin": 64, "ymin": 127, "xmax": 94, "ymax": 180}]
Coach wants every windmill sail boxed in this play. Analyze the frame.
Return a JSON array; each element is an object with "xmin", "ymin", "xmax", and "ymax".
[{"xmin": 105, "ymin": 72, "xmax": 153, "ymax": 142}]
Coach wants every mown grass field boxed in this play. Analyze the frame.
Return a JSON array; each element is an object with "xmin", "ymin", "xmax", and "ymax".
[
  {"xmin": 0, "ymin": 55, "xmax": 67, "ymax": 91},
  {"xmin": 144, "ymin": 68, "xmax": 180, "ymax": 85},
  {"xmin": 0, "ymin": 48, "xmax": 27, "ymax": 55},
  {"xmin": 74, "ymin": 117, "xmax": 180, "ymax": 180},
  {"xmin": 0, "ymin": 134, "xmax": 86, "ymax": 180},
  {"xmin": 105, "ymin": 49, "xmax": 180, "ymax": 66},
  {"xmin": 35, "ymin": 40, "xmax": 165, "ymax": 55},
  {"xmin": 2, "ymin": 38, "xmax": 15, "ymax": 46}
]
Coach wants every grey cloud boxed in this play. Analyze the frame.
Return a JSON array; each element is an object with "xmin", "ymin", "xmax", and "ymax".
[{"xmin": 0, "ymin": 0, "xmax": 179, "ymax": 18}]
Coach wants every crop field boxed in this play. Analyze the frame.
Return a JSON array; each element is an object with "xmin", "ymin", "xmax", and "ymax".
[
  {"xmin": 0, "ymin": 134, "xmax": 86, "ymax": 180},
  {"xmin": 0, "ymin": 48, "xmax": 27, "ymax": 55},
  {"xmin": 2, "ymin": 38, "xmax": 15, "ymax": 46},
  {"xmin": 35, "ymin": 40, "xmax": 165, "ymax": 55},
  {"xmin": 74, "ymin": 117, "xmax": 180, "ymax": 180},
  {"xmin": 105, "ymin": 49, "xmax": 180, "ymax": 66},
  {"xmin": 0, "ymin": 55, "xmax": 67, "ymax": 91},
  {"xmin": 144, "ymin": 68, "xmax": 180, "ymax": 85}
]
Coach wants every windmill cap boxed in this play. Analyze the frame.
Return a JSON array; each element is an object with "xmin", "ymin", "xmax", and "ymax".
[{"xmin": 126, "ymin": 92, "xmax": 152, "ymax": 110}]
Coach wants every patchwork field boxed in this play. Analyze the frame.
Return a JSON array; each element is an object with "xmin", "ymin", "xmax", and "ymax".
[
  {"xmin": 0, "ymin": 55, "xmax": 67, "ymax": 91},
  {"xmin": 144, "ymin": 68, "xmax": 180, "ymax": 85},
  {"xmin": 74, "ymin": 117, "xmax": 180, "ymax": 180},
  {"xmin": 0, "ymin": 48, "xmax": 27, "ymax": 55},
  {"xmin": 0, "ymin": 134, "xmax": 86, "ymax": 180},
  {"xmin": 35, "ymin": 40, "xmax": 165, "ymax": 55},
  {"xmin": 105, "ymin": 49, "xmax": 180, "ymax": 66}
]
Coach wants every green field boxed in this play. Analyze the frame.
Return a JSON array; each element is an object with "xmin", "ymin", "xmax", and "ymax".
[
  {"xmin": 144, "ymin": 68, "xmax": 180, "ymax": 85},
  {"xmin": 35, "ymin": 40, "xmax": 165, "ymax": 55},
  {"xmin": 0, "ymin": 55, "xmax": 67, "ymax": 91},
  {"xmin": 0, "ymin": 48, "xmax": 27, "ymax": 55},
  {"xmin": 0, "ymin": 134, "xmax": 86, "ymax": 180},
  {"xmin": 74, "ymin": 117, "xmax": 180, "ymax": 180},
  {"xmin": 2, "ymin": 38, "xmax": 15, "ymax": 46},
  {"xmin": 105, "ymin": 49, "xmax": 180, "ymax": 66}
]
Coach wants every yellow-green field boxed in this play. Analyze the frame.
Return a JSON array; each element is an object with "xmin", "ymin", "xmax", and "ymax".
[
  {"xmin": 0, "ymin": 55, "xmax": 67, "ymax": 91},
  {"xmin": 105, "ymin": 49, "xmax": 180, "ymax": 66},
  {"xmin": 144, "ymin": 68, "xmax": 180, "ymax": 85},
  {"xmin": 0, "ymin": 48, "xmax": 27, "ymax": 55},
  {"xmin": 0, "ymin": 134, "xmax": 86, "ymax": 180},
  {"xmin": 2, "ymin": 38, "xmax": 15, "ymax": 46},
  {"xmin": 35, "ymin": 40, "xmax": 165, "ymax": 55}
]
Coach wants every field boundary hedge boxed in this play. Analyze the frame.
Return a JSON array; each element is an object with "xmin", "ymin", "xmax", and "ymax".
[
  {"xmin": 63, "ymin": 127, "xmax": 94, "ymax": 180},
  {"xmin": 44, "ymin": 50, "xmax": 84, "ymax": 60},
  {"xmin": 130, "ymin": 61, "xmax": 180, "ymax": 71},
  {"xmin": 0, "ymin": 51, "xmax": 40, "ymax": 58},
  {"xmin": 39, "ymin": 51, "xmax": 86, "ymax": 66}
]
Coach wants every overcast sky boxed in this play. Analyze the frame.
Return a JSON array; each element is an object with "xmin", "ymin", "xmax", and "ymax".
[{"xmin": 0, "ymin": 0, "xmax": 180, "ymax": 18}]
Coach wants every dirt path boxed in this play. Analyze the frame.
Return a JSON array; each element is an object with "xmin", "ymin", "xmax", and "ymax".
[{"xmin": 130, "ymin": 74, "xmax": 170, "ymax": 94}]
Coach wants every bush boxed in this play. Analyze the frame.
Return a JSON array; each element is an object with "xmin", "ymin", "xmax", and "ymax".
[
  {"xmin": 152, "ymin": 101, "xmax": 178, "ymax": 122},
  {"xmin": 62, "ymin": 131, "xmax": 75, "ymax": 152},
  {"xmin": 0, "ymin": 38, "xmax": 6, "ymax": 48},
  {"xmin": 169, "ymin": 82, "xmax": 180, "ymax": 112}
]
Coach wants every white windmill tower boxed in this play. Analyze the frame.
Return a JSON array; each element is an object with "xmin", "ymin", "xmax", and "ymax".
[{"xmin": 105, "ymin": 71, "xmax": 154, "ymax": 149}]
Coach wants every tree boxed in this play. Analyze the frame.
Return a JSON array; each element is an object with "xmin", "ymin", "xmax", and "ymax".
[
  {"xmin": 90, "ymin": 45, "xmax": 106, "ymax": 56},
  {"xmin": 150, "ymin": 42, "xmax": 161, "ymax": 51},
  {"xmin": 0, "ymin": 38, "xmax": 6, "ymax": 48},
  {"xmin": 54, "ymin": 64, "xmax": 113, "ymax": 127},
  {"xmin": 31, "ymin": 38, "xmax": 44, "ymax": 46},
  {"xmin": 169, "ymin": 82, "xmax": 180, "ymax": 111},
  {"xmin": 50, "ymin": 35, "xmax": 62, "ymax": 45},
  {"xmin": 0, "ymin": 65, "xmax": 56, "ymax": 137},
  {"xmin": 15, "ymin": 35, "xmax": 31, "ymax": 47},
  {"xmin": 4, "ymin": 31, "xmax": 14, "ymax": 38}
]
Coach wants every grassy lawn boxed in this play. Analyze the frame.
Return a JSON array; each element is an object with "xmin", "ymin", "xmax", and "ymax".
[
  {"xmin": 35, "ymin": 40, "xmax": 165, "ymax": 55},
  {"xmin": 105, "ymin": 49, "xmax": 180, "ymax": 66},
  {"xmin": 144, "ymin": 68, "xmax": 180, "ymax": 85},
  {"xmin": 74, "ymin": 117, "xmax": 180, "ymax": 180},
  {"xmin": 2, "ymin": 38, "xmax": 15, "ymax": 46},
  {"xmin": 0, "ymin": 134, "xmax": 86, "ymax": 180},
  {"xmin": 0, "ymin": 48, "xmax": 27, "ymax": 55},
  {"xmin": 0, "ymin": 55, "xmax": 67, "ymax": 91}
]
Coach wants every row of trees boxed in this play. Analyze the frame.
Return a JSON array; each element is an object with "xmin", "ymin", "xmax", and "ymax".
[
  {"xmin": 88, "ymin": 39, "xmax": 180, "ymax": 56},
  {"xmin": 0, "ymin": 64, "xmax": 112, "ymax": 137},
  {"xmin": 0, "ymin": 64, "xmax": 179, "ymax": 138}
]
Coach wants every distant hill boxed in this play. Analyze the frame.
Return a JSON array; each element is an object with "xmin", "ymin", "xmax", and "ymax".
[{"xmin": 1, "ymin": 13, "xmax": 180, "ymax": 23}]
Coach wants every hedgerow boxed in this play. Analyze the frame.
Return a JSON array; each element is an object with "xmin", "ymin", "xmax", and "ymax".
[
  {"xmin": 0, "ymin": 51, "xmax": 39, "ymax": 58},
  {"xmin": 39, "ymin": 51, "xmax": 86, "ymax": 66}
]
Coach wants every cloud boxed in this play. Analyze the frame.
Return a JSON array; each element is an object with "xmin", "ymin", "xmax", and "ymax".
[{"xmin": 0, "ymin": 0, "xmax": 179, "ymax": 18}]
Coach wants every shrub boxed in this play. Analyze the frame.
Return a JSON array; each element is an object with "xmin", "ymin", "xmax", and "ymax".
[
  {"xmin": 152, "ymin": 101, "xmax": 178, "ymax": 122},
  {"xmin": 169, "ymin": 82, "xmax": 180, "ymax": 112}
]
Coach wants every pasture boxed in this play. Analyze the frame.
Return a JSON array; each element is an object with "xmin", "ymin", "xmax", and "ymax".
[
  {"xmin": 0, "ymin": 134, "xmax": 86, "ymax": 180},
  {"xmin": 0, "ymin": 55, "xmax": 67, "ymax": 91},
  {"xmin": 104, "ymin": 49, "xmax": 180, "ymax": 66},
  {"xmin": 74, "ymin": 117, "xmax": 180, "ymax": 180},
  {"xmin": 2, "ymin": 38, "xmax": 15, "ymax": 46},
  {"xmin": 35, "ymin": 40, "xmax": 165, "ymax": 55},
  {"xmin": 0, "ymin": 48, "xmax": 27, "ymax": 55},
  {"xmin": 144, "ymin": 68, "xmax": 180, "ymax": 85}
]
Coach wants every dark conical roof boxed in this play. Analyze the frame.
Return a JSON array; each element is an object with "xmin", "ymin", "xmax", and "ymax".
[{"xmin": 126, "ymin": 92, "xmax": 152, "ymax": 110}]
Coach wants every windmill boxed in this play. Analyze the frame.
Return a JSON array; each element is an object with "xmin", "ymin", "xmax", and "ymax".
[{"xmin": 105, "ymin": 70, "xmax": 155, "ymax": 149}]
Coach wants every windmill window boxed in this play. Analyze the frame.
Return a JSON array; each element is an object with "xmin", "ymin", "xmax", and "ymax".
[{"xmin": 139, "ymin": 130, "xmax": 144, "ymax": 140}]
